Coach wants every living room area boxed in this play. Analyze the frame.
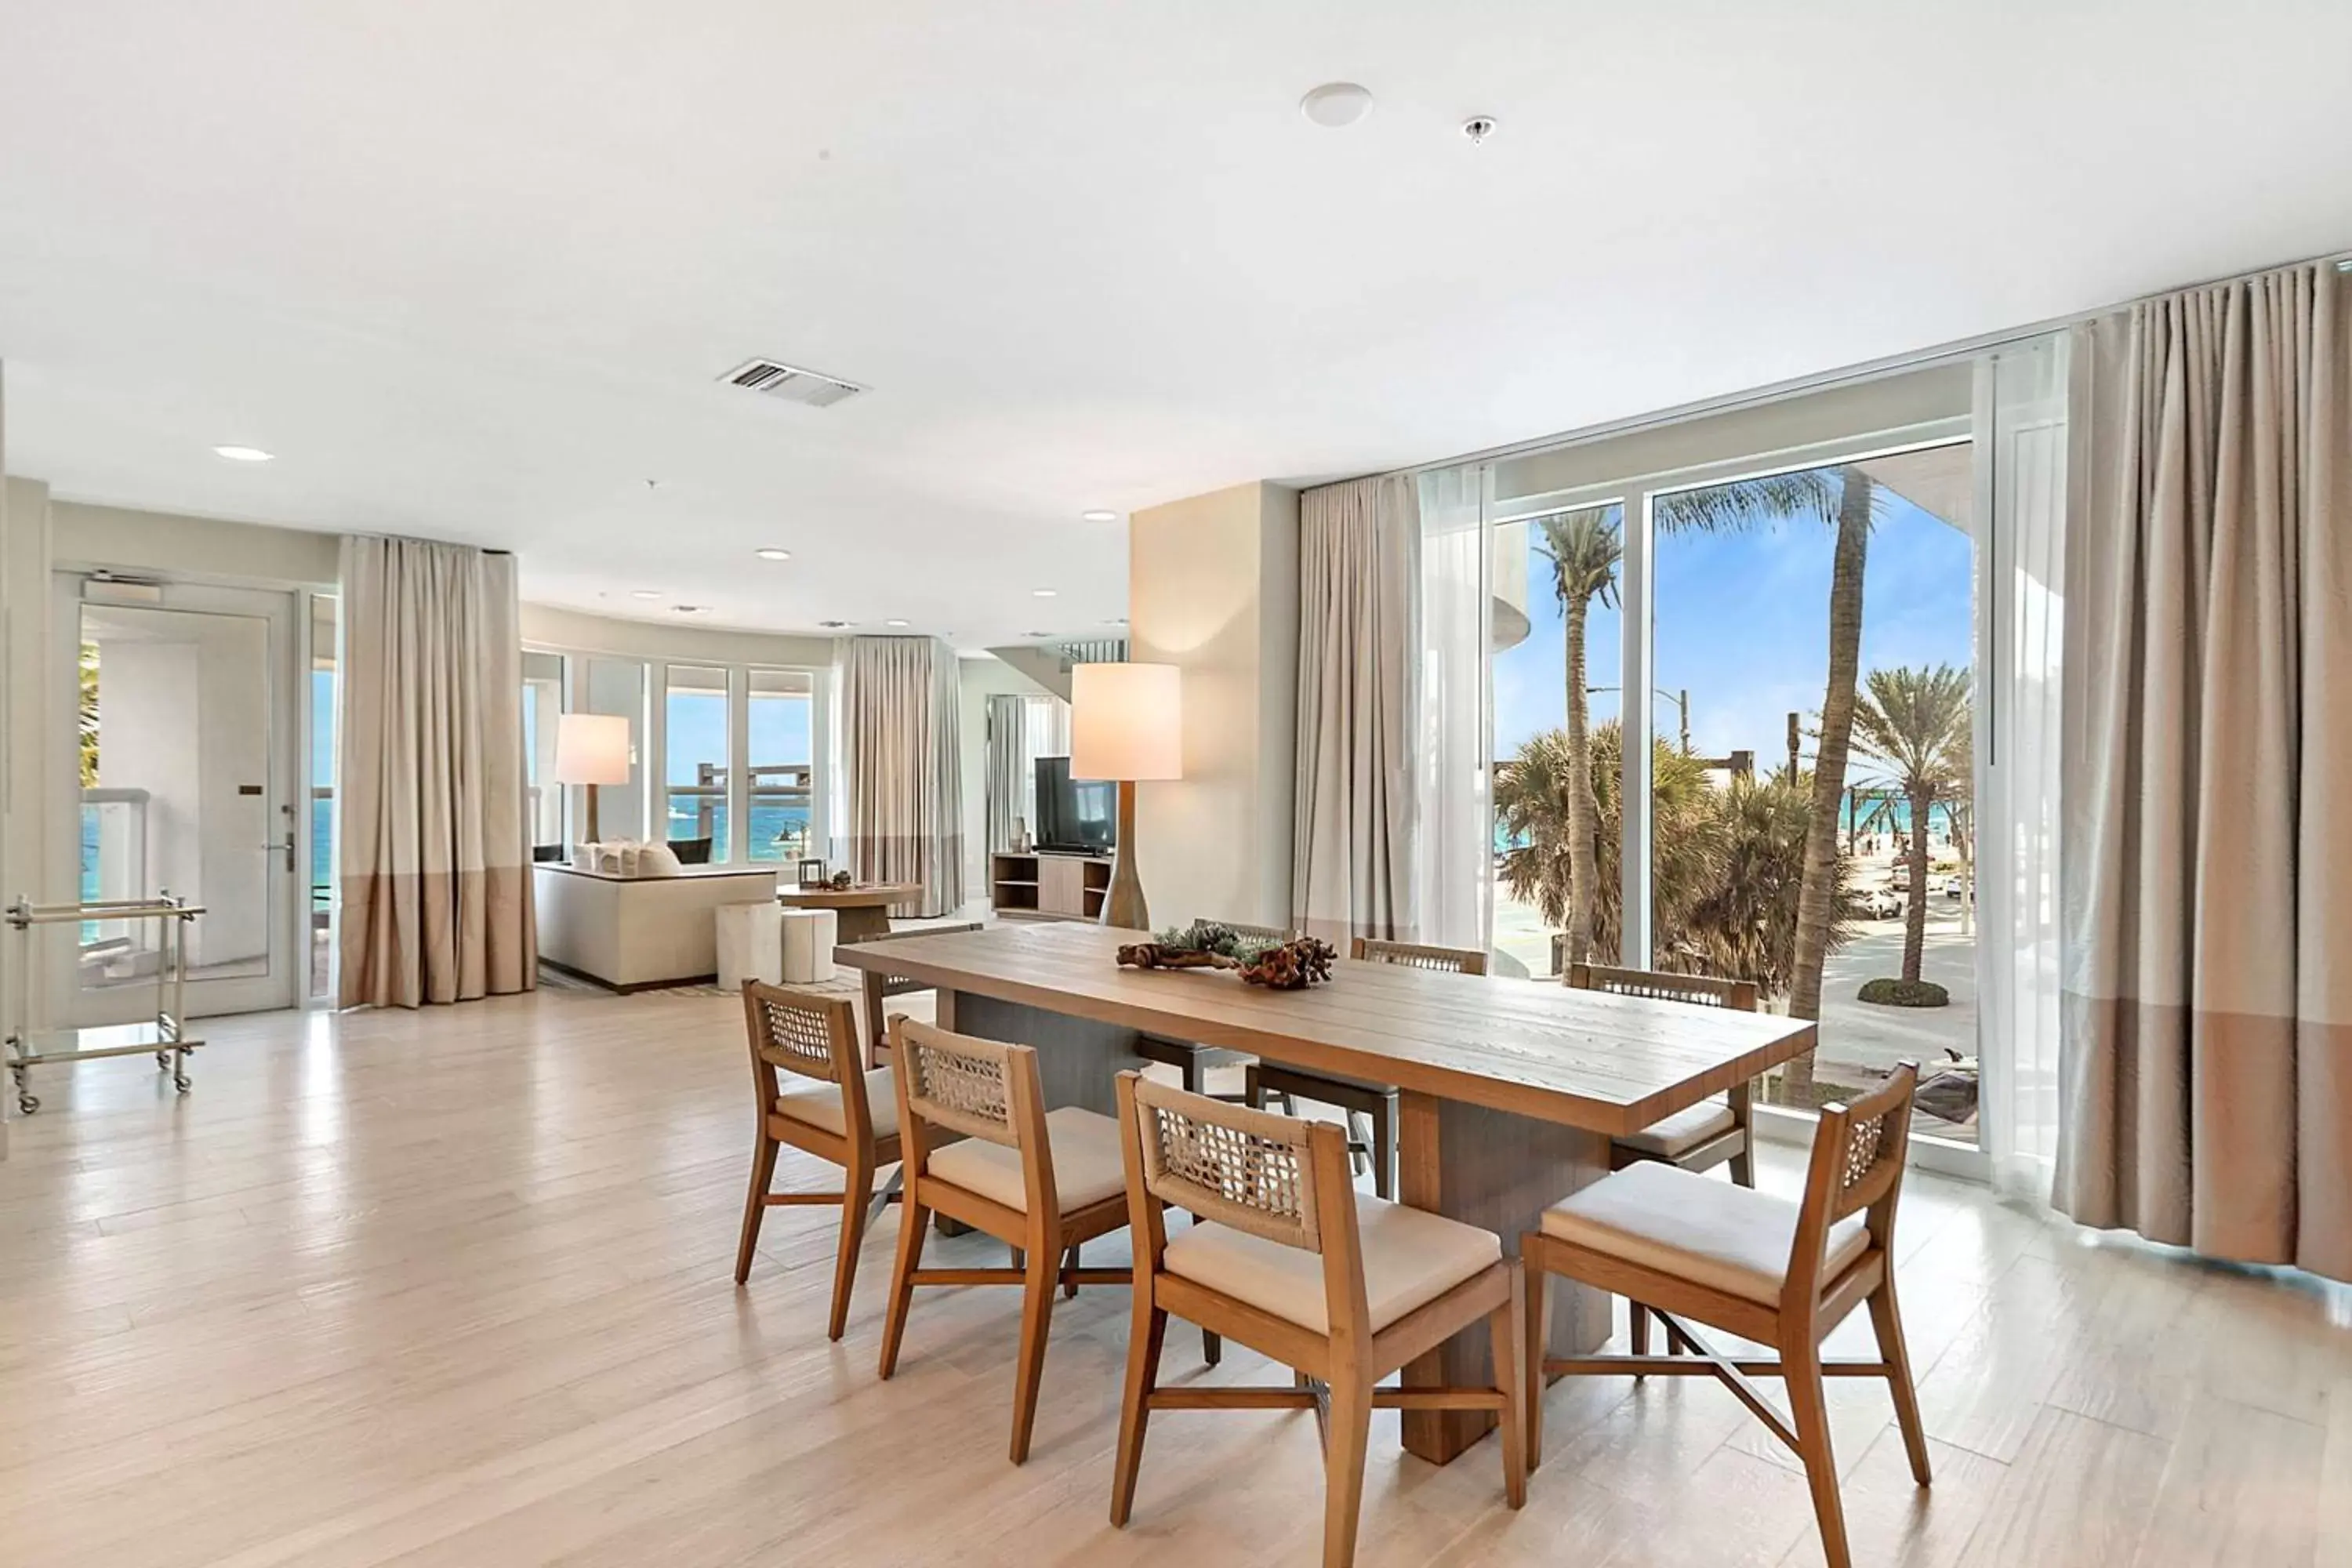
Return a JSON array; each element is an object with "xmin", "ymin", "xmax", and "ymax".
[{"xmin": 5, "ymin": 5, "xmax": 2352, "ymax": 1566}]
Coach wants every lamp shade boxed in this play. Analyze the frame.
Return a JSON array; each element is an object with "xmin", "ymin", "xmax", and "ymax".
[
  {"xmin": 553, "ymin": 713, "xmax": 632, "ymax": 786},
  {"xmin": 1070, "ymin": 662, "xmax": 1181, "ymax": 782}
]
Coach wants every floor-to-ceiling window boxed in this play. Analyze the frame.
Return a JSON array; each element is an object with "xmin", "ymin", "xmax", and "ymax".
[
  {"xmin": 521, "ymin": 651, "xmax": 566, "ymax": 851},
  {"xmin": 1463, "ymin": 363, "xmax": 1989, "ymax": 1156},
  {"xmin": 746, "ymin": 669, "xmax": 813, "ymax": 863},
  {"xmin": 662, "ymin": 665, "xmax": 731, "ymax": 859}
]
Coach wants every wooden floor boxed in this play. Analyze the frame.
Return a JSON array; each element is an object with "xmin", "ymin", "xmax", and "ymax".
[{"xmin": 2, "ymin": 987, "xmax": 2347, "ymax": 1567}]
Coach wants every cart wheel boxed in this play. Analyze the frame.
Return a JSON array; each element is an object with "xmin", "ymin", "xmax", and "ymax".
[
  {"xmin": 173, "ymin": 1075, "xmax": 191, "ymax": 1094},
  {"xmin": 156, "ymin": 1050, "xmax": 172, "ymax": 1069},
  {"xmin": 16, "ymin": 1094, "xmax": 36, "ymax": 1115}
]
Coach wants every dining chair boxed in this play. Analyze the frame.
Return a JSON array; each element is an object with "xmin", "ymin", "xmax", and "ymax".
[
  {"xmin": 877, "ymin": 1016, "xmax": 1134, "ymax": 1464},
  {"xmin": 840, "ymin": 920, "xmax": 984, "ymax": 1067},
  {"xmin": 734, "ymin": 983, "xmax": 902, "ymax": 1341},
  {"xmin": 1521, "ymin": 1062, "xmax": 1929, "ymax": 1568},
  {"xmin": 1109, "ymin": 1071, "xmax": 1525, "ymax": 1567},
  {"xmin": 1131, "ymin": 918, "xmax": 1292, "ymax": 1102},
  {"xmin": 1567, "ymin": 962, "xmax": 1761, "ymax": 1187}
]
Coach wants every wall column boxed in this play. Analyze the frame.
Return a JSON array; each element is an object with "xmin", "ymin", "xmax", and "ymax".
[{"xmin": 1126, "ymin": 480, "xmax": 1299, "ymax": 931}]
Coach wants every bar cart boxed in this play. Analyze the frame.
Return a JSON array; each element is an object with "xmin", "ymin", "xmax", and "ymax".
[{"xmin": 5, "ymin": 896, "xmax": 205, "ymax": 1115}]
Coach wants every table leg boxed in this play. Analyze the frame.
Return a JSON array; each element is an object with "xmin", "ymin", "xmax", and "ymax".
[
  {"xmin": 1396, "ymin": 1089, "xmax": 1611, "ymax": 1465},
  {"xmin": 833, "ymin": 906, "xmax": 892, "ymax": 945}
]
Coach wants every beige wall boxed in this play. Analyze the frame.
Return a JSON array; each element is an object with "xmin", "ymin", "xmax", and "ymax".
[
  {"xmin": 1127, "ymin": 480, "xmax": 1298, "ymax": 930},
  {"xmin": 48, "ymin": 500, "xmax": 340, "ymax": 586},
  {"xmin": 518, "ymin": 603, "xmax": 836, "ymax": 670}
]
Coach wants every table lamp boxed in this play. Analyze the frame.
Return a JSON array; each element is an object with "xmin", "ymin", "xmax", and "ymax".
[
  {"xmin": 554, "ymin": 713, "xmax": 633, "ymax": 843},
  {"xmin": 1070, "ymin": 662, "xmax": 1181, "ymax": 931}
]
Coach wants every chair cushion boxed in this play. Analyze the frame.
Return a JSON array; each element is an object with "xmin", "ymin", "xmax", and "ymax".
[
  {"xmin": 1163, "ymin": 1193, "xmax": 1502, "ymax": 1336},
  {"xmin": 925, "ymin": 1105, "xmax": 1126, "ymax": 1214},
  {"xmin": 774, "ymin": 1066, "xmax": 898, "ymax": 1142},
  {"xmin": 1540, "ymin": 1161, "xmax": 1870, "ymax": 1307},
  {"xmin": 1613, "ymin": 1097, "xmax": 1739, "ymax": 1158}
]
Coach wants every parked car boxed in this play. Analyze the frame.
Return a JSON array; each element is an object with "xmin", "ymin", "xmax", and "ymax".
[
  {"xmin": 1859, "ymin": 887, "xmax": 1901, "ymax": 920},
  {"xmin": 1945, "ymin": 875, "xmax": 1971, "ymax": 899}
]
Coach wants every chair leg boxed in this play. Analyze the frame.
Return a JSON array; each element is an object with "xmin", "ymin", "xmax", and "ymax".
[
  {"xmin": 828, "ymin": 1152, "xmax": 875, "ymax": 1341},
  {"xmin": 1062, "ymin": 1243, "xmax": 1081, "ymax": 1300},
  {"xmin": 1109, "ymin": 1290, "xmax": 1168, "ymax": 1527},
  {"xmin": 1487, "ymin": 1277, "xmax": 1528, "ymax": 1509},
  {"xmin": 1780, "ymin": 1333, "xmax": 1853, "ymax": 1568},
  {"xmin": 1201, "ymin": 1326, "xmax": 1221, "ymax": 1367},
  {"xmin": 1523, "ymin": 1253, "xmax": 1550, "ymax": 1471},
  {"xmin": 1008, "ymin": 1241, "xmax": 1058, "ymax": 1465},
  {"xmin": 1344, "ymin": 1109, "xmax": 1373, "ymax": 1181},
  {"xmin": 1368, "ymin": 1099, "xmax": 1395, "ymax": 1200},
  {"xmin": 1321, "ymin": 1370, "xmax": 1376, "ymax": 1568},
  {"xmin": 877, "ymin": 1195, "xmax": 929, "ymax": 1380},
  {"xmin": 1631, "ymin": 1301, "xmax": 1650, "ymax": 1358},
  {"xmin": 734, "ymin": 1131, "xmax": 779, "ymax": 1285},
  {"xmin": 1868, "ymin": 1278, "xmax": 1933, "ymax": 1486},
  {"xmin": 1728, "ymin": 1131, "xmax": 1756, "ymax": 1188}
]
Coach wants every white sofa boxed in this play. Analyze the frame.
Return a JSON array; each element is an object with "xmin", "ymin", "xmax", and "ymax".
[{"xmin": 535, "ymin": 863, "xmax": 782, "ymax": 991}]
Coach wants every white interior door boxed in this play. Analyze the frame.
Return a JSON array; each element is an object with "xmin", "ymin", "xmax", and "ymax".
[{"xmin": 54, "ymin": 576, "xmax": 302, "ymax": 1022}]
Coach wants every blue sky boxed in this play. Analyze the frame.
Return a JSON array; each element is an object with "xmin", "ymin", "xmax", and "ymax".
[
  {"xmin": 1494, "ymin": 478, "xmax": 1973, "ymax": 764},
  {"xmin": 663, "ymin": 691, "xmax": 810, "ymax": 784}
]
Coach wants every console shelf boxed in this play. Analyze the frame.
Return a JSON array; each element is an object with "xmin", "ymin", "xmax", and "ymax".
[{"xmin": 990, "ymin": 851, "xmax": 1110, "ymax": 923}]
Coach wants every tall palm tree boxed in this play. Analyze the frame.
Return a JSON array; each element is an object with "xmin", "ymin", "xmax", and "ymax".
[
  {"xmin": 1650, "ymin": 466, "xmax": 1875, "ymax": 1104},
  {"xmin": 1851, "ymin": 663, "xmax": 1971, "ymax": 983},
  {"xmin": 1534, "ymin": 508, "xmax": 1621, "ymax": 967}
]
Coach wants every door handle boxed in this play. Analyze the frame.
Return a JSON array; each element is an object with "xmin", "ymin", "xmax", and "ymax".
[{"xmin": 263, "ymin": 830, "xmax": 295, "ymax": 873}]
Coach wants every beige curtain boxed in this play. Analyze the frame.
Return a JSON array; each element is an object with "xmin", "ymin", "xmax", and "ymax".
[
  {"xmin": 2059, "ymin": 261, "xmax": 2351, "ymax": 1279},
  {"xmin": 1292, "ymin": 474, "xmax": 1420, "ymax": 942},
  {"xmin": 337, "ymin": 535, "xmax": 535, "ymax": 1009},
  {"xmin": 985, "ymin": 691, "xmax": 1025, "ymax": 851},
  {"xmin": 842, "ymin": 636, "xmax": 964, "ymax": 917}
]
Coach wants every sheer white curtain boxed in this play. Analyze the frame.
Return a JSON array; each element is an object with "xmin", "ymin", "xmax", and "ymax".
[
  {"xmin": 1979, "ymin": 334, "xmax": 2068, "ymax": 1196},
  {"xmin": 1414, "ymin": 464, "xmax": 1491, "ymax": 953}
]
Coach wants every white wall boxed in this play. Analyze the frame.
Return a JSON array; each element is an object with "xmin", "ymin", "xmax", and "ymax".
[
  {"xmin": 520, "ymin": 603, "xmax": 835, "ymax": 669},
  {"xmin": 1127, "ymin": 480, "xmax": 1299, "ymax": 930},
  {"xmin": 49, "ymin": 500, "xmax": 340, "ymax": 586}
]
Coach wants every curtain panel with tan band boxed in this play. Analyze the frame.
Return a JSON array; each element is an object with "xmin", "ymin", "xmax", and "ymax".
[
  {"xmin": 336, "ymin": 535, "xmax": 536, "ymax": 1009},
  {"xmin": 841, "ymin": 634, "xmax": 964, "ymax": 917},
  {"xmin": 2058, "ymin": 261, "xmax": 2352, "ymax": 1279}
]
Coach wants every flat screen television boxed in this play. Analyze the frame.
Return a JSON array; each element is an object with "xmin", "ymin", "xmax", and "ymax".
[{"xmin": 1034, "ymin": 756, "xmax": 1115, "ymax": 855}]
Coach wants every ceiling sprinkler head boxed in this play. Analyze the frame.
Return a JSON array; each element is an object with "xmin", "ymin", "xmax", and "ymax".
[{"xmin": 1461, "ymin": 114, "xmax": 1497, "ymax": 145}]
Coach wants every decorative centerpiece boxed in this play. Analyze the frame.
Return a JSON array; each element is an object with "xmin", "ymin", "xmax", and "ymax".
[
  {"xmin": 827, "ymin": 869, "xmax": 855, "ymax": 891},
  {"xmin": 1115, "ymin": 920, "xmax": 1338, "ymax": 991}
]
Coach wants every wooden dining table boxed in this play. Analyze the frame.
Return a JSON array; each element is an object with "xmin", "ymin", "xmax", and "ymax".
[{"xmin": 834, "ymin": 920, "xmax": 1817, "ymax": 1466}]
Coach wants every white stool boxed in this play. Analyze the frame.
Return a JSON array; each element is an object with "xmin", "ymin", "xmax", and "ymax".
[
  {"xmin": 780, "ymin": 907, "xmax": 838, "ymax": 985},
  {"xmin": 716, "ymin": 901, "xmax": 784, "ymax": 992}
]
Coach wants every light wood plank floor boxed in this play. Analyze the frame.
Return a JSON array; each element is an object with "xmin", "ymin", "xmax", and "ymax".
[{"xmin": 2, "ymin": 988, "xmax": 2347, "ymax": 1566}]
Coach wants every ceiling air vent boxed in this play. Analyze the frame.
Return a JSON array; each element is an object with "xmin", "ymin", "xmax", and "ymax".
[{"xmin": 718, "ymin": 358, "xmax": 867, "ymax": 408}]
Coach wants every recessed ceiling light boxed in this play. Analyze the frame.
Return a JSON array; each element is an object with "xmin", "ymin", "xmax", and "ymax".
[
  {"xmin": 1301, "ymin": 82, "xmax": 1374, "ymax": 129},
  {"xmin": 631, "ymin": 590, "xmax": 662, "ymax": 600},
  {"xmin": 1080, "ymin": 510, "xmax": 1119, "ymax": 524},
  {"xmin": 1031, "ymin": 588, "xmax": 1058, "ymax": 598},
  {"xmin": 755, "ymin": 548, "xmax": 792, "ymax": 561},
  {"xmin": 885, "ymin": 618, "xmax": 910, "ymax": 627},
  {"xmin": 213, "ymin": 445, "xmax": 273, "ymax": 463}
]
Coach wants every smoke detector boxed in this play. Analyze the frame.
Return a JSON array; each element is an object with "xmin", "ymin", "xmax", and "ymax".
[{"xmin": 717, "ymin": 358, "xmax": 867, "ymax": 408}]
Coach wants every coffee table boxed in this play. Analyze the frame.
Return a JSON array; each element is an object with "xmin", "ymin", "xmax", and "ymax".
[{"xmin": 776, "ymin": 881, "xmax": 923, "ymax": 945}]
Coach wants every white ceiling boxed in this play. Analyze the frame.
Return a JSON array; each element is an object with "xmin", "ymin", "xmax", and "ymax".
[{"xmin": 2, "ymin": 2, "xmax": 2347, "ymax": 648}]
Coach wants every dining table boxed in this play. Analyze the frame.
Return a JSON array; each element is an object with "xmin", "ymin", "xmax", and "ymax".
[{"xmin": 834, "ymin": 920, "xmax": 1817, "ymax": 1466}]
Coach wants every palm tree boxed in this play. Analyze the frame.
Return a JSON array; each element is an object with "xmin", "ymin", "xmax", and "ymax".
[
  {"xmin": 78, "ymin": 641, "xmax": 101, "ymax": 787},
  {"xmin": 1652, "ymin": 466, "xmax": 1876, "ymax": 1104},
  {"xmin": 1851, "ymin": 663, "xmax": 1971, "ymax": 983},
  {"xmin": 1534, "ymin": 508, "xmax": 1621, "ymax": 967}
]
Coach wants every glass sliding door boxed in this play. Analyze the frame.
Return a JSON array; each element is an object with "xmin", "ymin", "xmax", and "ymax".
[
  {"xmin": 746, "ymin": 669, "xmax": 814, "ymax": 863},
  {"xmin": 1647, "ymin": 441, "xmax": 1980, "ymax": 1146},
  {"xmin": 662, "ymin": 665, "xmax": 730, "ymax": 860}
]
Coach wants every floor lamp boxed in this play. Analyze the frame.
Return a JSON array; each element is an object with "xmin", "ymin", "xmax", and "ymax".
[
  {"xmin": 554, "ymin": 713, "xmax": 633, "ymax": 843},
  {"xmin": 1070, "ymin": 662, "xmax": 1182, "ymax": 931}
]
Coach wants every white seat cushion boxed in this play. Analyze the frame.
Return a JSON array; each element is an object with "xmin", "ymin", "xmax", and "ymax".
[
  {"xmin": 775, "ymin": 1066, "xmax": 898, "ymax": 1142},
  {"xmin": 925, "ymin": 1105, "xmax": 1127, "ymax": 1214},
  {"xmin": 1613, "ymin": 1097, "xmax": 1738, "ymax": 1158},
  {"xmin": 1163, "ymin": 1193, "xmax": 1502, "ymax": 1335},
  {"xmin": 1540, "ymin": 1161, "xmax": 1870, "ymax": 1307}
]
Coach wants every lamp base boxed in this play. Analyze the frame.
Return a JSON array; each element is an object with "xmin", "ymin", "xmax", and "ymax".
[{"xmin": 1100, "ymin": 779, "xmax": 1149, "ymax": 931}]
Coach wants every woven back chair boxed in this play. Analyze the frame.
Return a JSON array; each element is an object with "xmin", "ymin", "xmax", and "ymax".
[
  {"xmin": 1522, "ymin": 1063, "xmax": 1927, "ymax": 1568},
  {"xmin": 1567, "ymin": 962, "xmax": 1761, "ymax": 1185},
  {"xmin": 1110, "ymin": 1073, "xmax": 1524, "ymax": 1566},
  {"xmin": 733, "ymin": 983, "xmax": 902, "ymax": 1341},
  {"xmin": 1352, "ymin": 937, "xmax": 1488, "ymax": 975},
  {"xmin": 844, "ymin": 920, "xmax": 984, "ymax": 1064},
  {"xmin": 879, "ymin": 1017, "xmax": 1139, "ymax": 1465}
]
